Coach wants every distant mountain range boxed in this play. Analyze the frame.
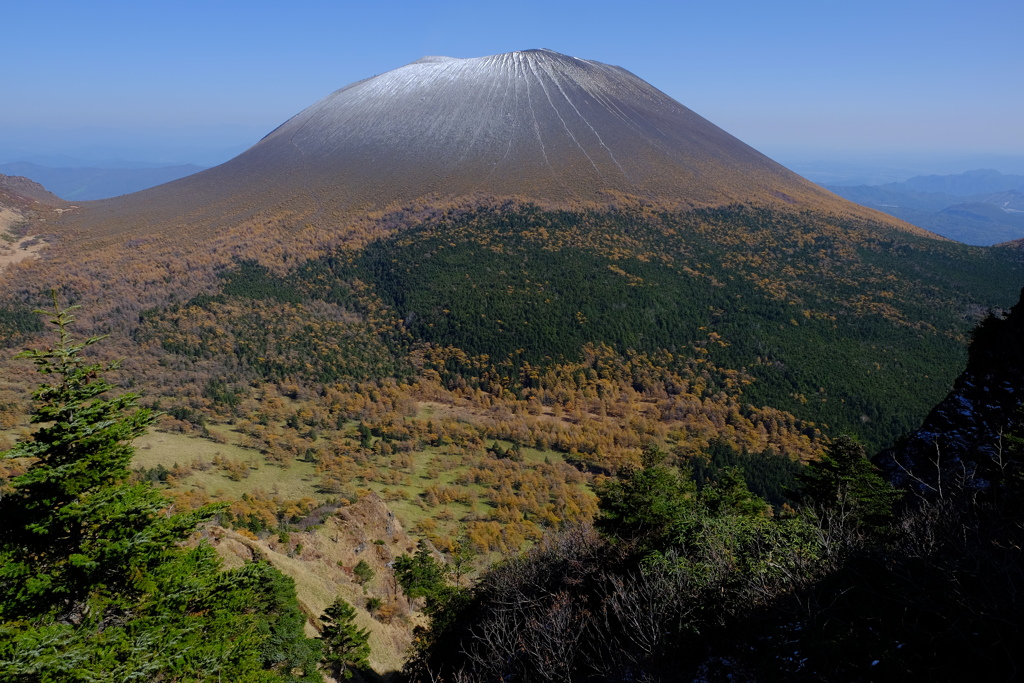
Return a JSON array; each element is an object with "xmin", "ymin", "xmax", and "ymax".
[
  {"xmin": 827, "ymin": 169, "xmax": 1024, "ymax": 245},
  {"xmin": 0, "ymin": 161, "xmax": 206, "ymax": 201}
]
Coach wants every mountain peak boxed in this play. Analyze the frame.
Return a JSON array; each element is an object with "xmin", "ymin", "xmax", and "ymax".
[
  {"xmin": 57, "ymin": 50, "xmax": 923, "ymax": 242},
  {"xmin": 411, "ymin": 55, "xmax": 459, "ymax": 65}
]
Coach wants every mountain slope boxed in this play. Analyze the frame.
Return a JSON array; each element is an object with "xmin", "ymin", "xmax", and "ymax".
[
  {"xmin": 0, "ymin": 174, "xmax": 67, "ymax": 209},
  {"xmin": 54, "ymin": 50, "xmax": 922, "ymax": 244},
  {"xmin": 0, "ymin": 175, "xmax": 65, "ymax": 278}
]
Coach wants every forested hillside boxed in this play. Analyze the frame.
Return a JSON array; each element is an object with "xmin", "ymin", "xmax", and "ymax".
[
  {"xmin": 6, "ymin": 285, "xmax": 1023, "ymax": 680},
  {"xmin": 399, "ymin": 291, "xmax": 1024, "ymax": 681},
  {"xmin": 112, "ymin": 202, "xmax": 1024, "ymax": 453}
]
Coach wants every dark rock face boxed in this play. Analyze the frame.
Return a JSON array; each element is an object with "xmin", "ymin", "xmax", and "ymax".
[
  {"xmin": 878, "ymin": 288, "xmax": 1024, "ymax": 488},
  {"xmin": 59, "ymin": 50, "xmax": 879, "ymax": 240}
]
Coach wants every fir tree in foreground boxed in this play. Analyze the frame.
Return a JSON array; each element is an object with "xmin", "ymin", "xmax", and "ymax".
[
  {"xmin": 0, "ymin": 297, "xmax": 322, "ymax": 682},
  {"xmin": 319, "ymin": 598, "xmax": 371, "ymax": 680}
]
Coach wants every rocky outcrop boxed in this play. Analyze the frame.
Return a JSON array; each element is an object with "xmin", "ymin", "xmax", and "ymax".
[{"xmin": 878, "ymin": 287, "xmax": 1024, "ymax": 489}]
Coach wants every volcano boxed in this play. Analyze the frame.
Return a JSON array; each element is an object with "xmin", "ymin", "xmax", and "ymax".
[{"xmin": 57, "ymin": 49, "xmax": 919, "ymax": 241}]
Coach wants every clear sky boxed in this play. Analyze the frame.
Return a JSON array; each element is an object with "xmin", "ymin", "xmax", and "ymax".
[{"xmin": 5, "ymin": 0, "xmax": 1023, "ymax": 167}]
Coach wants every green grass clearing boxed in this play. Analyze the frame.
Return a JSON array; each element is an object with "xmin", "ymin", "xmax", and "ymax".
[{"xmin": 134, "ymin": 429, "xmax": 324, "ymax": 502}]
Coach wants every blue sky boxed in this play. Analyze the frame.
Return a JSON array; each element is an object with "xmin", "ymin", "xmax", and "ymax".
[{"xmin": 5, "ymin": 0, "xmax": 1022, "ymax": 167}]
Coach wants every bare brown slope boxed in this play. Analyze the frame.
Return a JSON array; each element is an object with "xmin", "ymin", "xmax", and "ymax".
[
  {"xmin": 0, "ymin": 175, "xmax": 67, "ymax": 211},
  {"xmin": 52, "ymin": 49, "xmax": 932, "ymax": 245},
  {"xmin": 0, "ymin": 175, "xmax": 69, "ymax": 271}
]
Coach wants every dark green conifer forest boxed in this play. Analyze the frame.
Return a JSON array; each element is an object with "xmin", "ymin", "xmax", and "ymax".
[{"xmin": 137, "ymin": 205, "xmax": 1024, "ymax": 451}]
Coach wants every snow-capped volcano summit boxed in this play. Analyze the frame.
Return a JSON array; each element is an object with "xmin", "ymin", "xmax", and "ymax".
[{"xmin": 59, "ymin": 50, "xmax": 916, "ymax": 240}]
